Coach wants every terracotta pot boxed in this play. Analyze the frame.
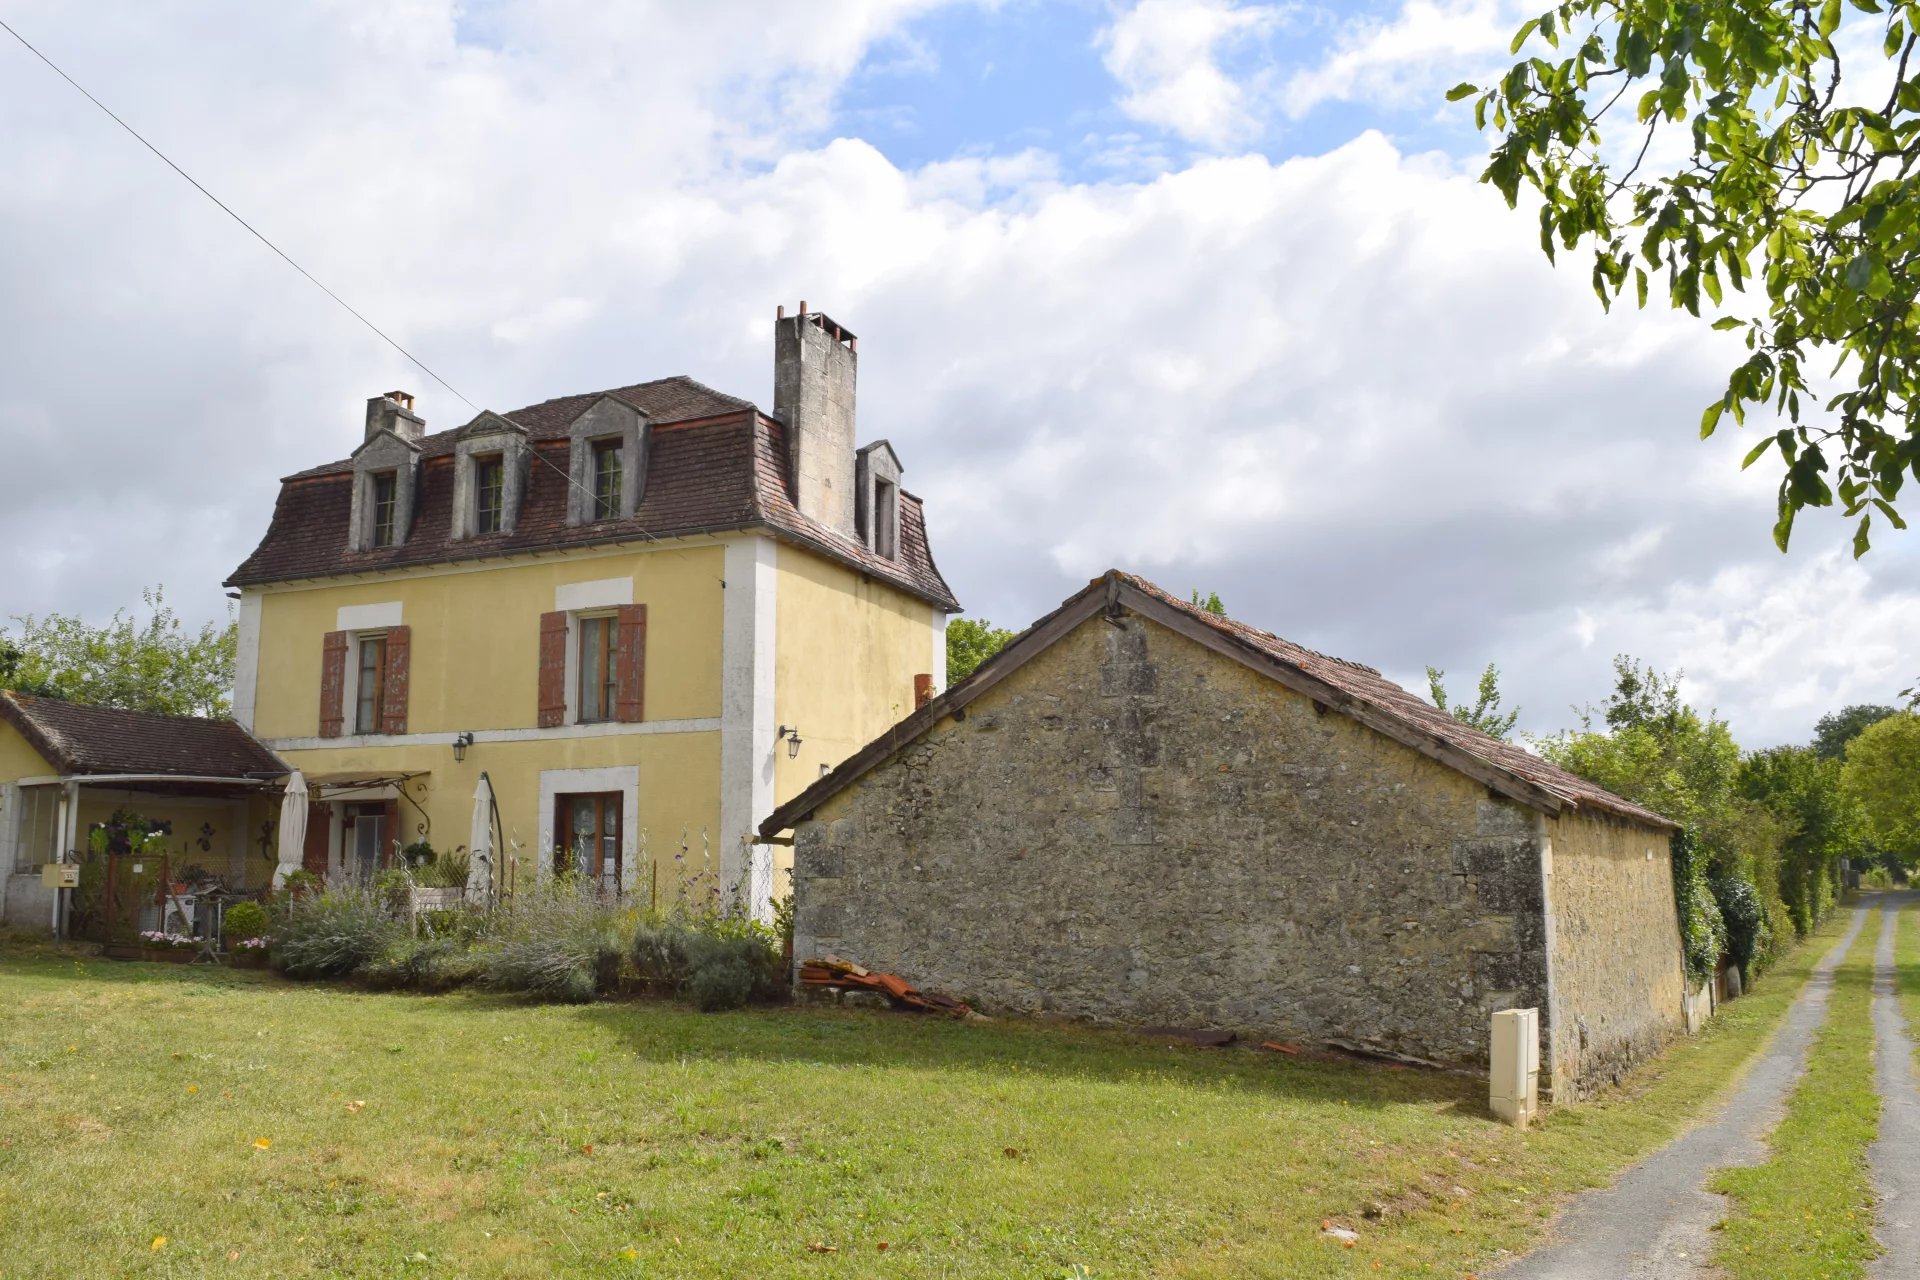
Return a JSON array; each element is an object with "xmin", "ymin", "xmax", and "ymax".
[
  {"xmin": 227, "ymin": 951, "xmax": 270, "ymax": 970},
  {"xmin": 141, "ymin": 948, "xmax": 195, "ymax": 964},
  {"xmin": 102, "ymin": 943, "xmax": 144, "ymax": 960}
]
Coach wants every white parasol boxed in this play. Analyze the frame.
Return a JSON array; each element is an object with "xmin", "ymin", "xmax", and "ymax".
[
  {"xmin": 273, "ymin": 770, "xmax": 309, "ymax": 888},
  {"xmin": 467, "ymin": 773, "xmax": 495, "ymax": 903}
]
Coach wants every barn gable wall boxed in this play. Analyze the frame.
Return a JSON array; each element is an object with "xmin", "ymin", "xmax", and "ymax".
[
  {"xmin": 794, "ymin": 608, "xmax": 1554, "ymax": 1069},
  {"xmin": 1542, "ymin": 810, "xmax": 1688, "ymax": 1096}
]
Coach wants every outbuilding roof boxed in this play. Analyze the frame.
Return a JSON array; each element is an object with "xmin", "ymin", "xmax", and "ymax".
[
  {"xmin": 225, "ymin": 376, "xmax": 960, "ymax": 612},
  {"xmin": 760, "ymin": 570, "xmax": 1676, "ymax": 836},
  {"xmin": 0, "ymin": 692, "xmax": 287, "ymax": 780}
]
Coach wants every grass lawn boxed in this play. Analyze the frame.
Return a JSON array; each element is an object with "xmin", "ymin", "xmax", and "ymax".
[
  {"xmin": 1710, "ymin": 905, "xmax": 1883, "ymax": 1278},
  {"xmin": 0, "ymin": 911, "xmax": 1854, "ymax": 1279}
]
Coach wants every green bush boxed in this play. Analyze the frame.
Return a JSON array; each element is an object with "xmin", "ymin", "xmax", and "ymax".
[
  {"xmin": 484, "ymin": 884, "xmax": 622, "ymax": 1003},
  {"xmin": 687, "ymin": 954, "xmax": 755, "ymax": 1011},
  {"xmin": 1709, "ymin": 874, "xmax": 1769, "ymax": 983},
  {"xmin": 629, "ymin": 912, "xmax": 783, "ymax": 1010},
  {"xmin": 221, "ymin": 901, "xmax": 270, "ymax": 945},
  {"xmin": 415, "ymin": 846, "xmax": 472, "ymax": 889},
  {"xmin": 364, "ymin": 936, "xmax": 482, "ymax": 992},
  {"xmin": 271, "ymin": 886, "xmax": 400, "ymax": 979},
  {"xmin": 420, "ymin": 903, "xmax": 494, "ymax": 945},
  {"xmin": 1672, "ymin": 828, "xmax": 1727, "ymax": 985}
]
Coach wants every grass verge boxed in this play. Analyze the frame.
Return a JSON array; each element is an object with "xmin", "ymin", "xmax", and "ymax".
[
  {"xmin": 0, "ymin": 910, "xmax": 1858, "ymax": 1280},
  {"xmin": 1899, "ymin": 895, "xmax": 1920, "ymax": 1074},
  {"xmin": 1708, "ymin": 905, "xmax": 1882, "ymax": 1278}
]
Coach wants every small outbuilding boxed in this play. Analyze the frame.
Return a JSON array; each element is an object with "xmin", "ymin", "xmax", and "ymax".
[{"xmin": 761, "ymin": 571, "xmax": 1686, "ymax": 1100}]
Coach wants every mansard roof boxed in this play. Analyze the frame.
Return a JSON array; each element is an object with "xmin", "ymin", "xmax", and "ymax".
[{"xmin": 225, "ymin": 375, "xmax": 959, "ymax": 611}]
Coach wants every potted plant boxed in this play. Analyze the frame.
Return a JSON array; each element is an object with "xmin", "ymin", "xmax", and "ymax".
[
  {"xmin": 228, "ymin": 936, "xmax": 271, "ymax": 969},
  {"xmin": 222, "ymin": 901, "xmax": 271, "ymax": 968},
  {"xmin": 137, "ymin": 930, "xmax": 200, "ymax": 964}
]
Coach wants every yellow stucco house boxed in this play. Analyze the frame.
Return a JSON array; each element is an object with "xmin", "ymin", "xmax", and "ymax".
[{"xmin": 223, "ymin": 305, "xmax": 956, "ymax": 914}]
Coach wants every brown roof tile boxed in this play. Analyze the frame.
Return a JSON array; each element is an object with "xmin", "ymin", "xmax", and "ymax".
[
  {"xmin": 761, "ymin": 569, "xmax": 1674, "ymax": 835},
  {"xmin": 0, "ymin": 692, "xmax": 286, "ymax": 779},
  {"xmin": 227, "ymin": 377, "xmax": 959, "ymax": 610}
]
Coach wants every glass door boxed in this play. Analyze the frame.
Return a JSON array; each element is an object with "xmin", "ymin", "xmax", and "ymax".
[{"xmin": 555, "ymin": 793, "xmax": 622, "ymax": 895}]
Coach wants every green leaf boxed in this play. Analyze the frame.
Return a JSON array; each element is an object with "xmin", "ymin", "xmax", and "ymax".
[
  {"xmin": 1742, "ymin": 437, "xmax": 1776, "ymax": 469},
  {"xmin": 1712, "ymin": 316, "xmax": 1743, "ymax": 330},
  {"xmin": 1873, "ymin": 497, "xmax": 1909, "ymax": 529},
  {"xmin": 1635, "ymin": 267, "xmax": 1649, "ymax": 308},
  {"xmin": 1821, "ymin": 0, "xmax": 1843, "ymax": 38},
  {"xmin": 1773, "ymin": 499, "xmax": 1796, "ymax": 553},
  {"xmin": 1845, "ymin": 254, "xmax": 1877, "ymax": 290},
  {"xmin": 1446, "ymin": 82, "xmax": 1479, "ymax": 102},
  {"xmin": 1854, "ymin": 511, "xmax": 1872, "ymax": 558},
  {"xmin": 1510, "ymin": 16, "xmax": 1540, "ymax": 55},
  {"xmin": 1701, "ymin": 400, "xmax": 1726, "ymax": 439}
]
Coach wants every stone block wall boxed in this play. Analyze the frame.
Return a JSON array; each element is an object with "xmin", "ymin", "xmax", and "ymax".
[
  {"xmin": 794, "ymin": 611, "xmax": 1553, "ymax": 1069},
  {"xmin": 1543, "ymin": 810, "xmax": 1687, "ymax": 1098}
]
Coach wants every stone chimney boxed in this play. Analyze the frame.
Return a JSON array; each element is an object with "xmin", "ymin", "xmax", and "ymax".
[
  {"xmin": 773, "ymin": 304, "xmax": 857, "ymax": 538},
  {"xmin": 364, "ymin": 390, "xmax": 425, "ymax": 444}
]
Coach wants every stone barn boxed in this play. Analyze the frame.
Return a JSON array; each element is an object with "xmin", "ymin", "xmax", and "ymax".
[{"xmin": 760, "ymin": 571, "xmax": 1687, "ymax": 1100}]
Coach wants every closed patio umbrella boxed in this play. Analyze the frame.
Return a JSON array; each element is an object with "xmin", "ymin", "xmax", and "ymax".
[
  {"xmin": 467, "ymin": 772, "xmax": 495, "ymax": 903},
  {"xmin": 274, "ymin": 770, "xmax": 308, "ymax": 888}
]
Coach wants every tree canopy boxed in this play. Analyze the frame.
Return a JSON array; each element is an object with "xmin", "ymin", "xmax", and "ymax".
[
  {"xmin": 945, "ymin": 617, "xmax": 1017, "ymax": 684},
  {"xmin": 0, "ymin": 587, "xmax": 236, "ymax": 718},
  {"xmin": 1426, "ymin": 662, "xmax": 1523, "ymax": 740},
  {"xmin": 1457, "ymin": 0, "xmax": 1920, "ymax": 554},
  {"xmin": 1841, "ymin": 711, "xmax": 1920, "ymax": 862},
  {"xmin": 1812, "ymin": 702, "xmax": 1900, "ymax": 757}
]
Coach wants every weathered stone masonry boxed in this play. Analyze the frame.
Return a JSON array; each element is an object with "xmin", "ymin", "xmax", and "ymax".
[{"xmin": 795, "ymin": 612, "xmax": 1558, "ymax": 1070}]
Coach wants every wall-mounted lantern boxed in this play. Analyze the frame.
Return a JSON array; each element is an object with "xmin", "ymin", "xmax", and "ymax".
[
  {"xmin": 452, "ymin": 731, "xmax": 475, "ymax": 763},
  {"xmin": 777, "ymin": 725, "xmax": 803, "ymax": 759}
]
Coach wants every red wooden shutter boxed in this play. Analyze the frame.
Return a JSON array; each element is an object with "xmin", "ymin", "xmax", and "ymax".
[
  {"xmin": 319, "ymin": 630, "xmax": 348, "ymax": 738},
  {"xmin": 538, "ymin": 611, "xmax": 569, "ymax": 728},
  {"xmin": 302, "ymin": 801, "xmax": 330, "ymax": 877},
  {"xmin": 379, "ymin": 625, "xmax": 411, "ymax": 735},
  {"xmin": 615, "ymin": 603, "xmax": 647, "ymax": 723}
]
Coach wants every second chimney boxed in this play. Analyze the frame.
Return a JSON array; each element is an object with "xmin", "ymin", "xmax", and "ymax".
[
  {"xmin": 364, "ymin": 390, "xmax": 425, "ymax": 444},
  {"xmin": 773, "ymin": 305, "xmax": 857, "ymax": 538}
]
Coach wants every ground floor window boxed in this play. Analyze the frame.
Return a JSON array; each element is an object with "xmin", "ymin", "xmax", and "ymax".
[
  {"xmin": 344, "ymin": 803, "xmax": 388, "ymax": 881},
  {"xmin": 555, "ymin": 792, "xmax": 621, "ymax": 894}
]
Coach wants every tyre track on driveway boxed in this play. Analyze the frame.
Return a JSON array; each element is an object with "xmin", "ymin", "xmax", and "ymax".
[
  {"xmin": 1490, "ymin": 903, "xmax": 1869, "ymax": 1280},
  {"xmin": 1868, "ymin": 891, "xmax": 1920, "ymax": 1280}
]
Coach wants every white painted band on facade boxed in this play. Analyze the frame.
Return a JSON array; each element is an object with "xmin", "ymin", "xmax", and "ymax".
[
  {"xmin": 264, "ymin": 717, "xmax": 721, "ymax": 752},
  {"xmin": 336, "ymin": 601, "xmax": 405, "ymax": 631},
  {"xmin": 555, "ymin": 577, "xmax": 633, "ymax": 612}
]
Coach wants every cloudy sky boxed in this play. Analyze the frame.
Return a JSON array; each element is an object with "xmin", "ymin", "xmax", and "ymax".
[{"xmin": 1, "ymin": 0, "xmax": 1913, "ymax": 747}]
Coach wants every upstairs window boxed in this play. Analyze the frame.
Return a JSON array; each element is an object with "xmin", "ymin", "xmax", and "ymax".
[
  {"xmin": 592, "ymin": 441, "xmax": 624, "ymax": 521},
  {"xmin": 370, "ymin": 472, "xmax": 398, "ymax": 548},
  {"xmin": 355, "ymin": 634, "xmax": 389, "ymax": 734},
  {"xmin": 474, "ymin": 454, "xmax": 505, "ymax": 534},
  {"xmin": 577, "ymin": 614, "xmax": 619, "ymax": 723}
]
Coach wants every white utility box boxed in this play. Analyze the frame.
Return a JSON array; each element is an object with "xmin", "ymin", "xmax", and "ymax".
[{"xmin": 1490, "ymin": 1007, "xmax": 1540, "ymax": 1128}]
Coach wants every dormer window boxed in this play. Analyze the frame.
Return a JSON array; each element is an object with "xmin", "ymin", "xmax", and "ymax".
[
  {"xmin": 449, "ymin": 411, "xmax": 529, "ymax": 542},
  {"xmin": 369, "ymin": 472, "xmax": 399, "ymax": 548},
  {"xmin": 855, "ymin": 440, "xmax": 904, "ymax": 561},
  {"xmin": 347, "ymin": 395, "xmax": 423, "ymax": 553},
  {"xmin": 566, "ymin": 396, "xmax": 647, "ymax": 527},
  {"xmin": 474, "ymin": 455, "xmax": 505, "ymax": 534},
  {"xmin": 592, "ymin": 441, "xmax": 624, "ymax": 520}
]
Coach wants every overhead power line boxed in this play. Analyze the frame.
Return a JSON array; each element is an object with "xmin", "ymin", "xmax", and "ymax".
[
  {"xmin": 0, "ymin": 15, "xmax": 479, "ymax": 414},
  {"xmin": 0, "ymin": 17, "xmax": 683, "ymax": 543}
]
